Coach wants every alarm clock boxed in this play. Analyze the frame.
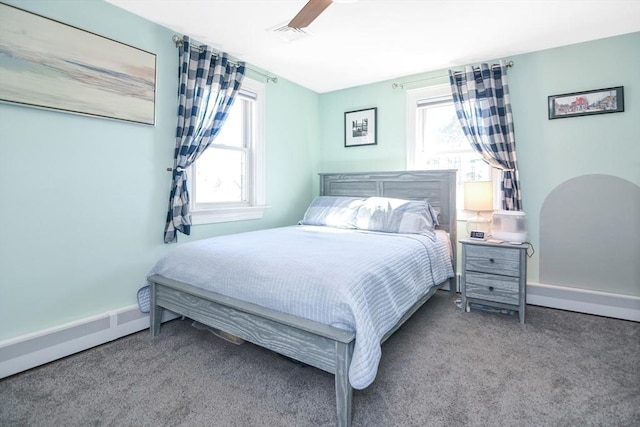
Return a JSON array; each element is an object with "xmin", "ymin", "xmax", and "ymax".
[{"xmin": 469, "ymin": 230, "xmax": 487, "ymax": 240}]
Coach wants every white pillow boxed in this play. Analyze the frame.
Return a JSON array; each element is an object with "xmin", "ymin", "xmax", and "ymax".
[
  {"xmin": 355, "ymin": 197, "xmax": 439, "ymax": 234},
  {"xmin": 299, "ymin": 196, "xmax": 365, "ymax": 228}
]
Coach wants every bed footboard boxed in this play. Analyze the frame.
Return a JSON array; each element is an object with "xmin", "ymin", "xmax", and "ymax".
[{"xmin": 148, "ymin": 275, "xmax": 356, "ymax": 426}]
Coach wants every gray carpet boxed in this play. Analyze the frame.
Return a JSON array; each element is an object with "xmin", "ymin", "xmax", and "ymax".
[{"xmin": 1, "ymin": 292, "xmax": 639, "ymax": 426}]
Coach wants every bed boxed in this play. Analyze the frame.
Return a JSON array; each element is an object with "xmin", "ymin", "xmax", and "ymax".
[{"xmin": 147, "ymin": 170, "xmax": 457, "ymax": 426}]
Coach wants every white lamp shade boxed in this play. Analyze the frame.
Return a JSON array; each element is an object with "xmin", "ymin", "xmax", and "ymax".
[{"xmin": 464, "ymin": 181, "xmax": 494, "ymax": 212}]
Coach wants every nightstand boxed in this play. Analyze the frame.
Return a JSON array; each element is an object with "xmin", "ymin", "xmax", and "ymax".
[{"xmin": 460, "ymin": 239, "xmax": 528, "ymax": 324}]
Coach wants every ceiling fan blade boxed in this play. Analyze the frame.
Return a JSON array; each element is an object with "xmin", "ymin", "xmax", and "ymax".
[{"xmin": 288, "ymin": 0, "xmax": 333, "ymax": 29}]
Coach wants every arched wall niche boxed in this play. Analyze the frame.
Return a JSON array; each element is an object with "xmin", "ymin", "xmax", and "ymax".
[{"xmin": 540, "ymin": 174, "xmax": 640, "ymax": 296}]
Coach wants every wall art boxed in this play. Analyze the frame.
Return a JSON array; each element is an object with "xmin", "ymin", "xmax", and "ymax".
[
  {"xmin": 345, "ymin": 107, "xmax": 377, "ymax": 147},
  {"xmin": 0, "ymin": 3, "xmax": 156, "ymax": 125},
  {"xmin": 548, "ymin": 86, "xmax": 623, "ymax": 120}
]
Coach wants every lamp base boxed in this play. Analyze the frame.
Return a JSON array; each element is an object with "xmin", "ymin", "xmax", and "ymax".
[{"xmin": 467, "ymin": 214, "xmax": 491, "ymax": 236}]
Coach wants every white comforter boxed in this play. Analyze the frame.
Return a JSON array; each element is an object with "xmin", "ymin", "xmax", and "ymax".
[{"xmin": 144, "ymin": 225, "xmax": 453, "ymax": 389}]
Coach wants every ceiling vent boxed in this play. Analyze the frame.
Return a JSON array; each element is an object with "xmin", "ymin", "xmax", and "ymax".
[{"xmin": 269, "ymin": 23, "xmax": 312, "ymax": 42}]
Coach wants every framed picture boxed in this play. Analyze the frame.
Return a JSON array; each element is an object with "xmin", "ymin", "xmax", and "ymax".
[
  {"xmin": 548, "ymin": 86, "xmax": 624, "ymax": 120},
  {"xmin": 345, "ymin": 107, "xmax": 377, "ymax": 147},
  {"xmin": 0, "ymin": 3, "xmax": 157, "ymax": 125}
]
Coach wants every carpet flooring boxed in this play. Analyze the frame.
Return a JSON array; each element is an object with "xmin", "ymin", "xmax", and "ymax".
[{"xmin": 1, "ymin": 291, "xmax": 638, "ymax": 426}]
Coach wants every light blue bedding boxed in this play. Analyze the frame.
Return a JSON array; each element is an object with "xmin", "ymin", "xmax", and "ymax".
[{"xmin": 141, "ymin": 225, "xmax": 453, "ymax": 389}]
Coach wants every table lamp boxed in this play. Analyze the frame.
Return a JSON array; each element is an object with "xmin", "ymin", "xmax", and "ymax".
[{"xmin": 464, "ymin": 181, "xmax": 493, "ymax": 237}]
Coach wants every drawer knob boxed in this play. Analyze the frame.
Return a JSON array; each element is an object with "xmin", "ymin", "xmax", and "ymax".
[
  {"xmin": 489, "ymin": 258, "xmax": 495, "ymax": 263},
  {"xmin": 489, "ymin": 286, "xmax": 494, "ymax": 291}
]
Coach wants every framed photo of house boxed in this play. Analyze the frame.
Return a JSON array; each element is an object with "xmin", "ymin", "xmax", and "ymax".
[
  {"xmin": 0, "ymin": 3, "xmax": 157, "ymax": 125},
  {"xmin": 548, "ymin": 86, "xmax": 624, "ymax": 120},
  {"xmin": 345, "ymin": 107, "xmax": 377, "ymax": 147}
]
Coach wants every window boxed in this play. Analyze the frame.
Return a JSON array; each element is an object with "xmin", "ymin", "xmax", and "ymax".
[
  {"xmin": 406, "ymin": 84, "xmax": 497, "ymax": 214},
  {"xmin": 189, "ymin": 77, "xmax": 266, "ymax": 224}
]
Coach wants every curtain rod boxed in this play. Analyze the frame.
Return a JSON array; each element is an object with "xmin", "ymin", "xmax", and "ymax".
[
  {"xmin": 391, "ymin": 60, "xmax": 514, "ymax": 89},
  {"xmin": 172, "ymin": 35, "xmax": 278, "ymax": 84}
]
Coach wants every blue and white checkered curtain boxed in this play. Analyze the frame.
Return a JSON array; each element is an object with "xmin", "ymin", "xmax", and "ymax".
[
  {"xmin": 449, "ymin": 61, "xmax": 522, "ymax": 210},
  {"xmin": 164, "ymin": 36, "xmax": 246, "ymax": 243}
]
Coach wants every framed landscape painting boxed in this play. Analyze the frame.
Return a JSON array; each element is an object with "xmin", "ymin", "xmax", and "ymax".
[{"xmin": 0, "ymin": 3, "xmax": 157, "ymax": 125}]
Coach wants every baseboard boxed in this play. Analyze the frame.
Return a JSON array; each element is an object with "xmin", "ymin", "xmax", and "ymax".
[
  {"xmin": 2, "ymin": 282, "xmax": 636, "ymax": 379},
  {"xmin": 454, "ymin": 274, "xmax": 639, "ymax": 321},
  {"xmin": 0, "ymin": 306, "xmax": 178, "ymax": 379},
  {"xmin": 526, "ymin": 282, "xmax": 640, "ymax": 322}
]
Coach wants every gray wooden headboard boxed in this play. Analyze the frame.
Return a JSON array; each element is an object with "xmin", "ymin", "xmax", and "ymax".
[{"xmin": 319, "ymin": 170, "xmax": 457, "ymax": 271}]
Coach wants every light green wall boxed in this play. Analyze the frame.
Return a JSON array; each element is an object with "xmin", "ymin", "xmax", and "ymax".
[
  {"xmin": 319, "ymin": 82, "xmax": 408, "ymax": 173},
  {"xmin": 1, "ymin": 0, "xmax": 637, "ymax": 342},
  {"xmin": 318, "ymin": 32, "xmax": 640, "ymax": 296},
  {"xmin": 0, "ymin": 0, "xmax": 320, "ymax": 340},
  {"xmin": 506, "ymin": 32, "xmax": 639, "ymax": 294}
]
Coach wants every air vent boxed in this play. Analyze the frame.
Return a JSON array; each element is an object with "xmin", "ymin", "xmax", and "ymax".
[{"xmin": 269, "ymin": 23, "xmax": 312, "ymax": 42}]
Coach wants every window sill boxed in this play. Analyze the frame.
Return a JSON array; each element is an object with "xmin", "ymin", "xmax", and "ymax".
[{"xmin": 192, "ymin": 205, "xmax": 270, "ymax": 225}]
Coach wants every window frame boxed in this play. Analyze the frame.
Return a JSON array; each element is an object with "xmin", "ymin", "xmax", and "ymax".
[
  {"xmin": 188, "ymin": 76, "xmax": 267, "ymax": 225},
  {"xmin": 406, "ymin": 84, "xmax": 499, "ymax": 217}
]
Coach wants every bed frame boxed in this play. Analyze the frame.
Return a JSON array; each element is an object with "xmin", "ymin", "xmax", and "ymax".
[{"xmin": 149, "ymin": 170, "xmax": 457, "ymax": 426}]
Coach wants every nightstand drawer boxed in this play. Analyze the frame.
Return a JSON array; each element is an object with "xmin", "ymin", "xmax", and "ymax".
[
  {"xmin": 465, "ymin": 245, "xmax": 520, "ymax": 277},
  {"xmin": 465, "ymin": 272, "xmax": 519, "ymax": 305}
]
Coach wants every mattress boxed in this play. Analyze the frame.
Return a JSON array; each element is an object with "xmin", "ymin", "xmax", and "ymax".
[{"xmin": 140, "ymin": 225, "xmax": 454, "ymax": 389}]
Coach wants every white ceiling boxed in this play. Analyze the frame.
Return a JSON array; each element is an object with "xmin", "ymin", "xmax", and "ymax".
[{"xmin": 105, "ymin": 0, "xmax": 640, "ymax": 93}]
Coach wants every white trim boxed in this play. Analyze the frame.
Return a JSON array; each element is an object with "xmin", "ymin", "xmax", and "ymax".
[
  {"xmin": 406, "ymin": 84, "xmax": 451, "ymax": 170},
  {"xmin": 0, "ymin": 306, "xmax": 178, "ymax": 379},
  {"xmin": 190, "ymin": 77, "xmax": 267, "ymax": 225},
  {"xmin": 252, "ymin": 77, "xmax": 266, "ymax": 207},
  {"xmin": 4, "ymin": 282, "xmax": 635, "ymax": 379},
  {"xmin": 527, "ymin": 282, "xmax": 640, "ymax": 322},
  {"xmin": 455, "ymin": 274, "xmax": 640, "ymax": 321},
  {"xmin": 191, "ymin": 205, "xmax": 270, "ymax": 224}
]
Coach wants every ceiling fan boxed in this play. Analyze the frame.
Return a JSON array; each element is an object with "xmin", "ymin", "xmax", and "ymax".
[
  {"xmin": 287, "ymin": 0, "xmax": 339, "ymax": 29},
  {"xmin": 272, "ymin": 0, "xmax": 354, "ymax": 41}
]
